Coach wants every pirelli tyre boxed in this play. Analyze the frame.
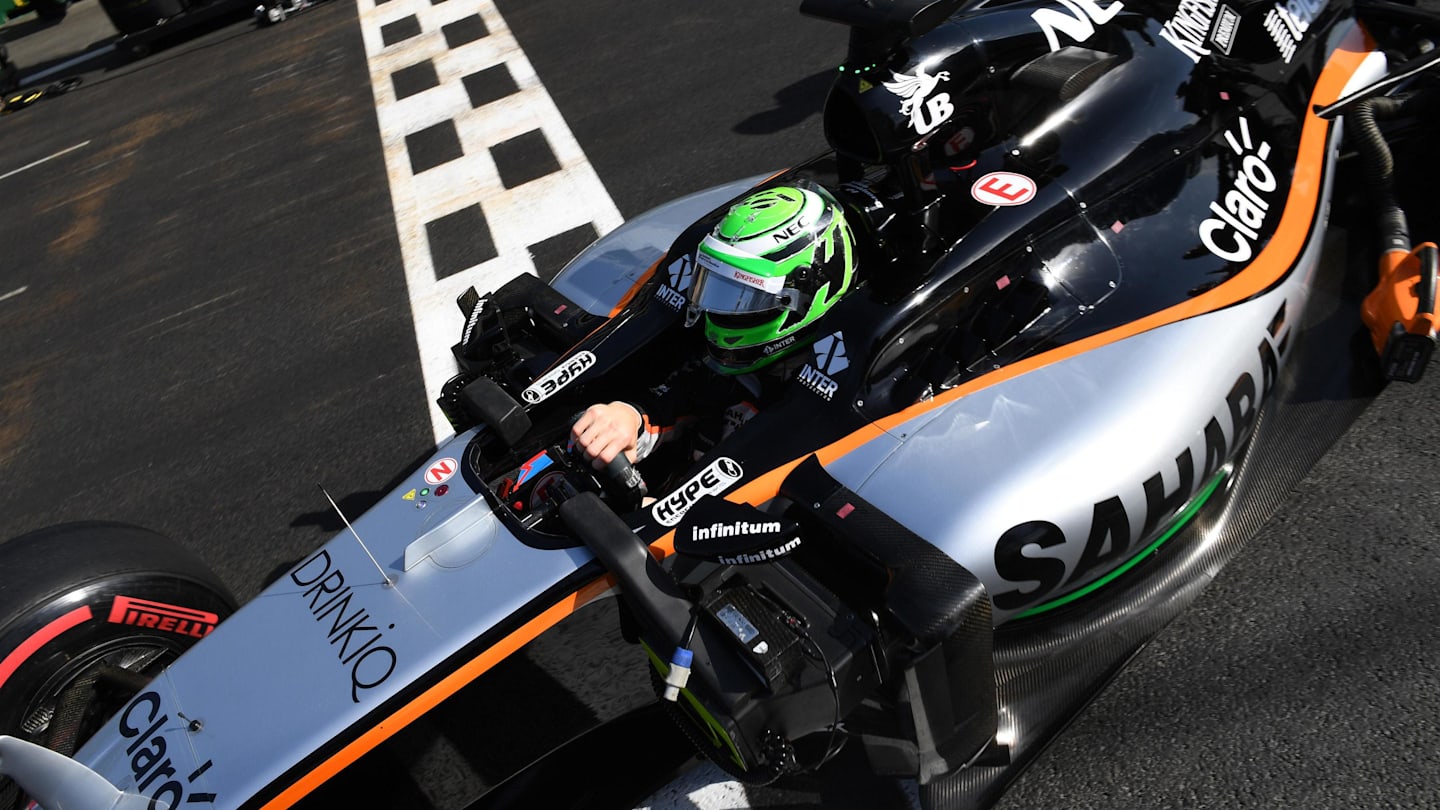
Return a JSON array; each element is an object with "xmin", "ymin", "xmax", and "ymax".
[{"xmin": 0, "ymin": 522, "xmax": 236, "ymax": 809}]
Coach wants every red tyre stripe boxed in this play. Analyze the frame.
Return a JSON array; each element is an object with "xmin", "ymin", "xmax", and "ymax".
[{"xmin": 0, "ymin": 606, "xmax": 94, "ymax": 690}]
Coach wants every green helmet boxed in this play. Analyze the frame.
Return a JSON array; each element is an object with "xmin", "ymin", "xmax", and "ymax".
[{"xmin": 687, "ymin": 183, "xmax": 857, "ymax": 374}]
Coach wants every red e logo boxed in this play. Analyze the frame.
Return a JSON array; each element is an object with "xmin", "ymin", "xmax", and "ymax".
[{"xmin": 971, "ymin": 171, "xmax": 1037, "ymax": 206}]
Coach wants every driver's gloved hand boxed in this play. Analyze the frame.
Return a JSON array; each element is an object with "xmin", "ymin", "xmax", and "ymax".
[{"xmin": 571, "ymin": 402, "xmax": 642, "ymax": 470}]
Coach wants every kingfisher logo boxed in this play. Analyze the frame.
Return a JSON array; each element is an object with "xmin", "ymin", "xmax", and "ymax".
[
  {"xmin": 654, "ymin": 255, "xmax": 692, "ymax": 311},
  {"xmin": 653, "ymin": 457, "xmax": 744, "ymax": 527},
  {"xmin": 108, "ymin": 596, "xmax": 218, "ymax": 638},
  {"xmin": 1159, "ymin": 0, "xmax": 1221, "ymax": 62},
  {"xmin": 729, "ymin": 268, "xmax": 771, "ymax": 290},
  {"xmin": 799, "ymin": 332, "xmax": 846, "ymax": 401}
]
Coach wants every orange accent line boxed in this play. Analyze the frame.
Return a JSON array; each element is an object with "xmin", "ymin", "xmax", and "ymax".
[
  {"xmin": 259, "ymin": 576, "xmax": 616, "ymax": 809},
  {"xmin": 664, "ymin": 27, "xmax": 1373, "ymax": 553},
  {"xmin": 261, "ymin": 37, "xmax": 1371, "ymax": 806},
  {"xmin": 605, "ymin": 170, "xmax": 786, "ymax": 319},
  {"xmin": 807, "ymin": 26, "xmax": 1374, "ymax": 466}
]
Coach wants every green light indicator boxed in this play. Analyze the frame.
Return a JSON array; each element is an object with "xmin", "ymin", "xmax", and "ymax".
[{"xmin": 420, "ymin": 488, "xmax": 430, "ymax": 497}]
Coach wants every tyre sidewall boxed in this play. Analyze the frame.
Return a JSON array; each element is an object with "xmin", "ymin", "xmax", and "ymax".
[{"xmin": 0, "ymin": 523, "xmax": 235, "ymax": 739}]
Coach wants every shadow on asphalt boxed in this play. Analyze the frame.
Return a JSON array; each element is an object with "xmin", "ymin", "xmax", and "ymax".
[
  {"xmin": 5, "ymin": 1, "xmax": 254, "ymax": 91},
  {"xmin": 13, "ymin": 36, "xmax": 122, "ymax": 79},
  {"xmin": 0, "ymin": 14, "xmax": 67, "ymax": 43},
  {"xmin": 732, "ymin": 70, "xmax": 833, "ymax": 136}
]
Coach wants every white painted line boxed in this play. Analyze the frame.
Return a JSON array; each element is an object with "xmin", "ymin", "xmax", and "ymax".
[
  {"xmin": 355, "ymin": 0, "xmax": 622, "ymax": 443},
  {"xmin": 0, "ymin": 286, "xmax": 28, "ymax": 303},
  {"xmin": 0, "ymin": 140, "xmax": 92, "ymax": 182}
]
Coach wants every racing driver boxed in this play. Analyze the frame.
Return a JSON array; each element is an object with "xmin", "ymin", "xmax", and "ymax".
[{"xmin": 571, "ymin": 181, "xmax": 858, "ymax": 470}]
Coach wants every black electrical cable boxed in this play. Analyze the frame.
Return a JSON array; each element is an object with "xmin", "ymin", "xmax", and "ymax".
[{"xmin": 785, "ymin": 615, "xmax": 845, "ymax": 768}]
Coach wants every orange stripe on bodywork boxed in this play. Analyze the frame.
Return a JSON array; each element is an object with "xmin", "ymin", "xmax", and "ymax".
[
  {"xmin": 263, "ymin": 34, "xmax": 1370, "ymax": 807},
  {"xmin": 605, "ymin": 169, "xmax": 787, "ymax": 318},
  {"xmin": 259, "ymin": 576, "xmax": 617, "ymax": 809},
  {"xmin": 807, "ymin": 25, "xmax": 1374, "ymax": 468}
]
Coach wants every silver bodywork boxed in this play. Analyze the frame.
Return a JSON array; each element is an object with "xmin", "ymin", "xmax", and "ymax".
[{"xmin": 10, "ymin": 42, "xmax": 1386, "ymax": 806}]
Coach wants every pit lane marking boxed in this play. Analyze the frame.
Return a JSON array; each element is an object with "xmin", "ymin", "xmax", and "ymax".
[
  {"xmin": 0, "ymin": 140, "xmax": 91, "ymax": 182},
  {"xmin": 353, "ymin": 0, "xmax": 622, "ymax": 442}
]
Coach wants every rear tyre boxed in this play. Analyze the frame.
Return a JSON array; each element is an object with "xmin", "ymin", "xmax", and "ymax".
[{"xmin": 0, "ymin": 523, "xmax": 236, "ymax": 808}]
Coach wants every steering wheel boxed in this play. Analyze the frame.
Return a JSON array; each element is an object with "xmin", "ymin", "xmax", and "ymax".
[{"xmin": 602, "ymin": 452, "xmax": 648, "ymax": 500}]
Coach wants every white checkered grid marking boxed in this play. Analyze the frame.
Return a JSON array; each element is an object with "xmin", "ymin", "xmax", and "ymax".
[
  {"xmin": 356, "ymin": 0, "xmax": 623, "ymax": 441},
  {"xmin": 350, "ymin": 10, "xmax": 919, "ymax": 808}
]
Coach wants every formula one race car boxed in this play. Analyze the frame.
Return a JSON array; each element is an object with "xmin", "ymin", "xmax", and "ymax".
[{"xmin": 0, "ymin": 0, "xmax": 1436, "ymax": 807}]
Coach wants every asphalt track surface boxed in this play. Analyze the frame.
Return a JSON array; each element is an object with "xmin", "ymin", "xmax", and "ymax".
[{"xmin": 0, "ymin": 1, "xmax": 1438, "ymax": 808}]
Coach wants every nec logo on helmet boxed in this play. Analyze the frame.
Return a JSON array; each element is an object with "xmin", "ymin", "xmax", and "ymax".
[{"xmin": 772, "ymin": 221, "xmax": 806, "ymax": 243}]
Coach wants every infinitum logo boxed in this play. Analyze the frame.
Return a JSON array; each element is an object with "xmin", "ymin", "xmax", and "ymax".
[
  {"xmin": 691, "ymin": 520, "xmax": 783, "ymax": 542},
  {"xmin": 717, "ymin": 537, "xmax": 803, "ymax": 565},
  {"xmin": 799, "ymin": 332, "xmax": 846, "ymax": 400}
]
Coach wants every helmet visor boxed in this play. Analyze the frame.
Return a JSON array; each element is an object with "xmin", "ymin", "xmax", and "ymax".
[{"xmin": 691, "ymin": 245, "xmax": 788, "ymax": 316}]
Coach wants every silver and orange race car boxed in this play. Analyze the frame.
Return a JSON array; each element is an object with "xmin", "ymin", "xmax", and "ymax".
[{"xmin": 0, "ymin": 0, "xmax": 1436, "ymax": 807}]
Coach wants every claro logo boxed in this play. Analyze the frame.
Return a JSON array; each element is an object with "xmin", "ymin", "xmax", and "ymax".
[
  {"xmin": 1200, "ymin": 115, "xmax": 1277, "ymax": 264},
  {"xmin": 119, "ymin": 691, "xmax": 217, "ymax": 806}
]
